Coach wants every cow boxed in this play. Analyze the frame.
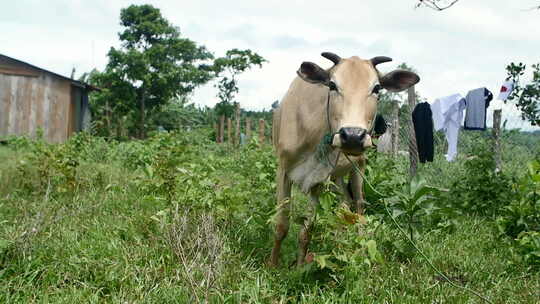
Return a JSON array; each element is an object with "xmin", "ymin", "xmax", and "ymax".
[{"xmin": 269, "ymin": 52, "xmax": 420, "ymax": 267}]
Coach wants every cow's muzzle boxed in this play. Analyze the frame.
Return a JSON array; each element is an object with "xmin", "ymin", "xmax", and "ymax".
[{"xmin": 331, "ymin": 127, "xmax": 372, "ymax": 155}]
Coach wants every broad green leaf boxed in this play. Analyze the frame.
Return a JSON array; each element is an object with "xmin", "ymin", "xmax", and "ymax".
[
  {"xmin": 412, "ymin": 184, "xmax": 441, "ymax": 204},
  {"xmin": 366, "ymin": 240, "xmax": 383, "ymax": 264},
  {"xmin": 313, "ymin": 254, "xmax": 334, "ymax": 270}
]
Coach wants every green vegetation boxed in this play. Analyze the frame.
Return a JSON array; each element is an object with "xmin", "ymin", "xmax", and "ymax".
[{"xmin": 1, "ymin": 129, "xmax": 539, "ymax": 303}]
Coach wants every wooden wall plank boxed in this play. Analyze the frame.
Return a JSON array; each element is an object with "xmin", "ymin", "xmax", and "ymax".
[
  {"xmin": 0, "ymin": 67, "xmax": 39, "ymax": 78},
  {"xmin": 20, "ymin": 76, "xmax": 32, "ymax": 135},
  {"xmin": 49, "ymin": 76, "xmax": 61, "ymax": 142},
  {"xmin": 34, "ymin": 75, "xmax": 45, "ymax": 138},
  {"xmin": 67, "ymin": 86, "xmax": 75, "ymax": 136},
  {"xmin": 0, "ymin": 75, "xmax": 12, "ymax": 136},
  {"xmin": 8, "ymin": 76, "xmax": 19, "ymax": 135},
  {"xmin": 28, "ymin": 79, "xmax": 37, "ymax": 137},
  {"xmin": 42, "ymin": 75, "xmax": 52, "ymax": 141}
]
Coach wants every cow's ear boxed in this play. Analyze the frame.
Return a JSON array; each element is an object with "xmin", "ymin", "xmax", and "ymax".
[
  {"xmin": 297, "ymin": 62, "xmax": 330, "ymax": 85},
  {"xmin": 380, "ymin": 70, "xmax": 420, "ymax": 92}
]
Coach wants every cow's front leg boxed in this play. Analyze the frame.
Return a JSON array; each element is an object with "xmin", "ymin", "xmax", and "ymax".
[
  {"xmin": 296, "ymin": 186, "xmax": 321, "ymax": 266},
  {"xmin": 269, "ymin": 166, "xmax": 292, "ymax": 267},
  {"xmin": 349, "ymin": 159, "xmax": 366, "ymax": 215},
  {"xmin": 335, "ymin": 176, "xmax": 355, "ymax": 210}
]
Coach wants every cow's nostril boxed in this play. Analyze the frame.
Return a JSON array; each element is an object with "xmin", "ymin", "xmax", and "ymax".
[
  {"xmin": 358, "ymin": 129, "xmax": 366, "ymax": 141},
  {"xmin": 339, "ymin": 128, "xmax": 348, "ymax": 141}
]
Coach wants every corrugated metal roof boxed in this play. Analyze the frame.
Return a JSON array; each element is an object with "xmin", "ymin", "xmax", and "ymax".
[{"xmin": 0, "ymin": 53, "xmax": 100, "ymax": 91}]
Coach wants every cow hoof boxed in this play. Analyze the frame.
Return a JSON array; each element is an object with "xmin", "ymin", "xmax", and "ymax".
[
  {"xmin": 266, "ymin": 258, "xmax": 279, "ymax": 268},
  {"xmin": 305, "ymin": 252, "xmax": 314, "ymax": 264}
]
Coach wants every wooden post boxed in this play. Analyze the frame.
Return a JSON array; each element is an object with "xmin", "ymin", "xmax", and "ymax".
[
  {"xmin": 139, "ymin": 92, "xmax": 146, "ymax": 139},
  {"xmin": 493, "ymin": 109, "xmax": 502, "ymax": 172},
  {"xmin": 391, "ymin": 100, "xmax": 400, "ymax": 156},
  {"xmin": 227, "ymin": 118, "xmax": 232, "ymax": 143},
  {"xmin": 258, "ymin": 119, "xmax": 265, "ymax": 144},
  {"xmin": 407, "ymin": 87, "xmax": 419, "ymax": 178},
  {"xmin": 215, "ymin": 122, "xmax": 219, "ymax": 143},
  {"xmin": 105, "ymin": 100, "xmax": 112, "ymax": 138},
  {"xmin": 219, "ymin": 115, "xmax": 225, "ymax": 143},
  {"xmin": 246, "ymin": 118, "xmax": 252, "ymax": 141},
  {"xmin": 234, "ymin": 103, "xmax": 241, "ymax": 146}
]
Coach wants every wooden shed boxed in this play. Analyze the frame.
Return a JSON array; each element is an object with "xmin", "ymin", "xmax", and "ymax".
[{"xmin": 0, "ymin": 54, "xmax": 97, "ymax": 143}]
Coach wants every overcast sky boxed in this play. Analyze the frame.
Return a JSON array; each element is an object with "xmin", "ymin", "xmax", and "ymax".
[{"xmin": 1, "ymin": 0, "xmax": 539, "ymax": 129}]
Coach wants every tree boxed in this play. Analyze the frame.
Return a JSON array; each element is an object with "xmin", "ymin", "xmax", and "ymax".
[
  {"xmin": 505, "ymin": 63, "xmax": 540, "ymax": 126},
  {"xmin": 106, "ymin": 4, "xmax": 214, "ymax": 138},
  {"xmin": 212, "ymin": 49, "xmax": 266, "ymax": 117},
  {"xmin": 415, "ymin": 0, "xmax": 540, "ymax": 11},
  {"xmin": 85, "ymin": 68, "xmax": 137, "ymax": 138},
  {"xmin": 415, "ymin": 0, "xmax": 459, "ymax": 11}
]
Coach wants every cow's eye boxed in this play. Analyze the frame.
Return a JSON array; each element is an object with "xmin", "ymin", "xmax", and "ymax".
[
  {"xmin": 372, "ymin": 84, "xmax": 382, "ymax": 95},
  {"xmin": 328, "ymin": 81, "xmax": 338, "ymax": 91}
]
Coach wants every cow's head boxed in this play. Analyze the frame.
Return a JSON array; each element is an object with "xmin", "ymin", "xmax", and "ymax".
[{"xmin": 297, "ymin": 52, "xmax": 419, "ymax": 156}]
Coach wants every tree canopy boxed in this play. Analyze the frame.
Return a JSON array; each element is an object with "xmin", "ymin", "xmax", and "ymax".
[
  {"xmin": 103, "ymin": 4, "xmax": 215, "ymax": 138},
  {"xmin": 213, "ymin": 49, "xmax": 266, "ymax": 117},
  {"xmin": 87, "ymin": 4, "xmax": 266, "ymax": 138},
  {"xmin": 505, "ymin": 63, "xmax": 540, "ymax": 126},
  {"xmin": 415, "ymin": 0, "xmax": 540, "ymax": 11}
]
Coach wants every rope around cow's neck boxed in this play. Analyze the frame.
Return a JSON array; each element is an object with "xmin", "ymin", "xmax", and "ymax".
[{"xmin": 316, "ymin": 87, "xmax": 340, "ymax": 168}]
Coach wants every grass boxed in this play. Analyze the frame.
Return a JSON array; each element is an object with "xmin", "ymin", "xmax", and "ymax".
[{"xmin": 0, "ymin": 138, "xmax": 539, "ymax": 303}]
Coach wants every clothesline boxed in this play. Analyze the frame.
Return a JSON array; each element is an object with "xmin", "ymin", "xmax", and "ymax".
[{"xmin": 412, "ymin": 80, "xmax": 515, "ymax": 162}]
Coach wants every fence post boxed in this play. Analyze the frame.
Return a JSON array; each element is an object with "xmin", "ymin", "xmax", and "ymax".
[
  {"xmin": 246, "ymin": 118, "xmax": 252, "ymax": 141},
  {"xmin": 234, "ymin": 103, "xmax": 241, "ymax": 146},
  {"xmin": 492, "ymin": 109, "xmax": 502, "ymax": 172},
  {"xmin": 227, "ymin": 118, "xmax": 232, "ymax": 143},
  {"xmin": 215, "ymin": 122, "xmax": 220, "ymax": 143},
  {"xmin": 258, "ymin": 119, "xmax": 265, "ymax": 144},
  {"xmin": 407, "ymin": 86, "xmax": 419, "ymax": 178},
  {"xmin": 219, "ymin": 115, "xmax": 225, "ymax": 143},
  {"xmin": 391, "ymin": 100, "xmax": 400, "ymax": 156}
]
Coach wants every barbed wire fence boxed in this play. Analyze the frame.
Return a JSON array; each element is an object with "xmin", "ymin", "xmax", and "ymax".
[
  {"xmin": 214, "ymin": 87, "xmax": 538, "ymax": 188},
  {"xmin": 375, "ymin": 87, "xmax": 540, "ymax": 187}
]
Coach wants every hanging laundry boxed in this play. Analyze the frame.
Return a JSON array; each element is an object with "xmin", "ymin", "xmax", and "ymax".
[
  {"xmin": 430, "ymin": 94, "xmax": 466, "ymax": 162},
  {"xmin": 464, "ymin": 87, "xmax": 493, "ymax": 131},
  {"xmin": 497, "ymin": 80, "xmax": 515, "ymax": 101},
  {"xmin": 412, "ymin": 102, "xmax": 434, "ymax": 163}
]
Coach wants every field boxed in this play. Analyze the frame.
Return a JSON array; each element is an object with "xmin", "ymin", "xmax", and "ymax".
[{"xmin": 0, "ymin": 130, "xmax": 539, "ymax": 303}]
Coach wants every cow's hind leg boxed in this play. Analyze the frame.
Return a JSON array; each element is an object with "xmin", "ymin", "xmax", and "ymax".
[
  {"xmin": 296, "ymin": 186, "xmax": 321, "ymax": 266},
  {"xmin": 269, "ymin": 166, "xmax": 292, "ymax": 267}
]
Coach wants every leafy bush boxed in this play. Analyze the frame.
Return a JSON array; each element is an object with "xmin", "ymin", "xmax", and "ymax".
[
  {"xmin": 385, "ymin": 175, "xmax": 442, "ymax": 241},
  {"xmin": 495, "ymin": 160, "xmax": 540, "ymax": 269},
  {"xmin": 497, "ymin": 160, "xmax": 540, "ymax": 238},
  {"xmin": 446, "ymin": 143, "xmax": 513, "ymax": 216},
  {"xmin": 513, "ymin": 231, "xmax": 540, "ymax": 268}
]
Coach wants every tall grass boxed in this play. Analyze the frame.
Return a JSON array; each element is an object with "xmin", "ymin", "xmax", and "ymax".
[{"xmin": 0, "ymin": 131, "xmax": 538, "ymax": 303}]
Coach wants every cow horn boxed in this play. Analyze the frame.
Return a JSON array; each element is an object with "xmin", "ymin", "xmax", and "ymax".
[
  {"xmin": 371, "ymin": 56, "xmax": 393, "ymax": 66},
  {"xmin": 321, "ymin": 52, "xmax": 341, "ymax": 65}
]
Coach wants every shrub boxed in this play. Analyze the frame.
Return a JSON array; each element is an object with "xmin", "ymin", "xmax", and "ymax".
[{"xmin": 446, "ymin": 143, "xmax": 513, "ymax": 216}]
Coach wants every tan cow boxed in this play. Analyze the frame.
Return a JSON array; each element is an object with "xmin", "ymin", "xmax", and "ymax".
[{"xmin": 270, "ymin": 52, "xmax": 419, "ymax": 267}]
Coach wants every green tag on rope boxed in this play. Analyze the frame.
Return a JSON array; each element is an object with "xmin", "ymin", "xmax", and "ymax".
[
  {"xmin": 323, "ymin": 133, "xmax": 333, "ymax": 145},
  {"xmin": 316, "ymin": 133, "xmax": 334, "ymax": 165}
]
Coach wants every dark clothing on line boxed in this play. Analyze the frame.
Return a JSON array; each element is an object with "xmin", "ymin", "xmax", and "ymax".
[{"xmin": 412, "ymin": 102, "xmax": 434, "ymax": 163}]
